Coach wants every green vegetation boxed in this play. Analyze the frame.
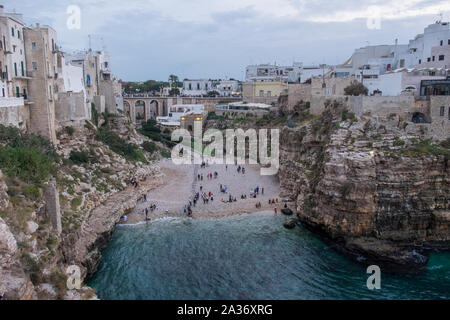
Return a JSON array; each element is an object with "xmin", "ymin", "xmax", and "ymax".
[
  {"xmin": 344, "ymin": 81, "xmax": 368, "ymax": 96},
  {"xmin": 95, "ymin": 128, "xmax": 147, "ymax": 163},
  {"xmin": 393, "ymin": 137, "xmax": 405, "ymax": 147},
  {"xmin": 399, "ymin": 139, "xmax": 450, "ymax": 158},
  {"xmin": 341, "ymin": 109, "xmax": 356, "ymax": 122},
  {"xmin": 69, "ymin": 150, "xmax": 90, "ymax": 165},
  {"xmin": 0, "ymin": 125, "xmax": 58, "ymax": 185},
  {"xmin": 91, "ymin": 103, "xmax": 99, "ymax": 126},
  {"xmin": 123, "ymin": 79, "xmax": 182, "ymax": 94},
  {"xmin": 64, "ymin": 126, "xmax": 75, "ymax": 136},
  {"xmin": 71, "ymin": 197, "xmax": 82, "ymax": 211},
  {"xmin": 139, "ymin": 119, "xmax": 176, "ymax": 148},
  {"xmin": 142, "ymin": 141, "xmax": 157, "ymax": 153}
]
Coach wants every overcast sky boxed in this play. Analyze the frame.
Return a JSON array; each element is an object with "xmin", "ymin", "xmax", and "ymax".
[{"xmin": 5, "ymin": 0, "xmax": 450, "ymax": 81}]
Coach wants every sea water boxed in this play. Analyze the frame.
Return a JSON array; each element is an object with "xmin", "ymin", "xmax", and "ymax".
[{"xmin": 88, "ymin": 215, "xmax": 450, "ymax": 300}]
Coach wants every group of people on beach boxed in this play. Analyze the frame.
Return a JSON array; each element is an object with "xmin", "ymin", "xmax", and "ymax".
[{"xmin": 197, "ymin": 171, "xmax": 218, "ymax": 181}]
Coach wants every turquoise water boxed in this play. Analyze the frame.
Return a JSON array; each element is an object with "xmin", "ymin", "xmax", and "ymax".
[{"xmin": 88, "ymin": 216, "xmax": 450, "ymax": 300}]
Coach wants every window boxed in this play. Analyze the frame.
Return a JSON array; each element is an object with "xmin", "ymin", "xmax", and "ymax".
[
  {"xmin": 449, "ymin": 107, "xmax": 450, "ymax": 120},
  {"xmin": 427, "ymin": 57, "xmax": 431, "ymax": 62},
  {"xmin": 448, "ymin": 39, "xmax": 450, "ymax": 45},
  {"xmin": 440, "ymin": 106, "xmax": 445, "ymax": 116},
  {"xmin": 267, "ymin": 91, "xmax": 271, "ymax": 97},
  {"xmin": 16, "ymin": 86, "xmax": 20, "ymax": 98},
  {"xmin": 418, "ymin": 59, "xmax": 421, "ymax": 64},
  {"xmin": 49, "ymin": 85, "xmax": 52, "ymax": 99},
  {"xmin": 14, "ymin": 62, "xmax": 17, "ymax": 76},
  {"xmin": 21, "ymin": 61, "xmax": 24, "ymax": 76},
  {"xmin": 17, "ymin": 30, "xmax": 20, "ymax": 39},
  {"xmin": 86, "ymin": 74, "xmax": 91, "ymax": 86},
  {"xmin": 432, "ymin": 56, "xmax": 435, "ymax": 61},
  {"xmin": 11, "ymin": 27, "xmax": 14, "ymax": 37},
  {"xmin": 188, "ymin": 83, "xmax": 192, "ymax": 90},
  {"xmin": 31, "ymin": 42, "xmax": 36, "ymax": 50},
  {"xmin": 2, "ymin": 88, "xmax": 4, "ymax": 97},
  {"xmin": 439, "ymin": 55, "xmax": 445, "ymax": 61},
  {"xmin": 259, "ymin": 90, "xmax": 264, "ymax": 97},
  {"xmin": 197, "ymin": 83, "xmax": 200, "ymax": 90},
  {"xmin": 32, "ymin": 62, "xmax": 38, "ymax": 70},
  {"xmin": 400, "ymin": 59, "xmax": 405, "ymax": 67},
  {"xmin": 440, "ymin": 40, "xmax": 443, "ymax": 46}
]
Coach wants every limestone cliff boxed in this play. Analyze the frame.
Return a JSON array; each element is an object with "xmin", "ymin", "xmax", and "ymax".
[
  {"xmin": 279, "ymin": 102, "xmax": 450, "ymax": 271},
  {"xmin": 0, "ymin": 115, "xmax": 162, "ymax": 299}
]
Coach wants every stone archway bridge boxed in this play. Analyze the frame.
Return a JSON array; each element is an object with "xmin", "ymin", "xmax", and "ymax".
[{"xmin": 122, "ymin": 95, "xmax": 241, "ymax": 123}]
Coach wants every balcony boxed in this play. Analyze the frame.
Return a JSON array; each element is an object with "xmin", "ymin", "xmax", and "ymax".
[
  {"xmin": 13, "ymin": 71, "xmax": 33, "ymax": 80},
  {"xmin": 0, "ymin": 97, "xmax": 24, "ymax": 108}
]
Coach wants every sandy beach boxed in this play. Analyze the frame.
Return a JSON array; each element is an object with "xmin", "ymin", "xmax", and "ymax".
[{"xmin": 124, "ymin": 159, "xmax": 283, "ymax": 224}]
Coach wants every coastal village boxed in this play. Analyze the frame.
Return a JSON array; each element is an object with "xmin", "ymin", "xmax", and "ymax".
[{"xmin": 0, "ymin": 3, "xmax": 449, "ymax": 300}]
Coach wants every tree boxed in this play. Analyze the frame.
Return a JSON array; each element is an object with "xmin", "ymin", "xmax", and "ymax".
[
  {"xmin": 207, "ymin": 90, "xmax": 220, "ymax": 97},
  {"xmin": 344, "ymin": 81, "xmax": 368, "ymax": 96},
  {"xmin": 168, "ymin": 74, "xmax": 179, "ymax": 87},
  {"xmin": 169, "ymin": 88, "xmax": 180, "ymax": 96}
]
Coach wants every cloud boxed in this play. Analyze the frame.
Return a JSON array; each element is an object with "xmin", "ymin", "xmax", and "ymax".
[{"xmin": 2, "ymin": 0, "xmax": 450, "ymax": 80}]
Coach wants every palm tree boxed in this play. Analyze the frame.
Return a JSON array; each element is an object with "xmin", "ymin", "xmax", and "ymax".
[{"xmin": 168, "ymin": 74, "xmax": 179, "ymax": 88}]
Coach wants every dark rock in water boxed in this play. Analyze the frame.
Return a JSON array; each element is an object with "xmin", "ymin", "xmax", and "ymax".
[
  {"xmin": 284, "ymin": 219, "xmax": 297, "ymax": 229},
  {"xmin": 281, "ymin": 208, "xmax": 293, "ymax": 216}
]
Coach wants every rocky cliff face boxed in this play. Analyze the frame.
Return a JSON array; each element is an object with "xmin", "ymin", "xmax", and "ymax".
[
  {"xmin": 0, "ymin": 116, "xmax": 163, "ymax": 299},
  {"xmin": 279, "ymin": 105, "xmax": 450, "ymax": 271}
]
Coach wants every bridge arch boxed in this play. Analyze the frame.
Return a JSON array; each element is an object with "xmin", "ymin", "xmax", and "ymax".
[
  {"xmin": 135, "ymin": 100, "xmax": 146, "ymax": 122},
  {"xmin": 123, "ymin": 101, "xmax": 131, "ymax": 117},
  {"xmin": 149, "ymin": 100, "xmax": 159, "ymax": 119}
]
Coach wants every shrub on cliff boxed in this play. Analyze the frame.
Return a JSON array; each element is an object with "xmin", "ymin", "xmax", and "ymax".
[
  {"xmin": 96, "ymin": 128, "xmax": 147, "ymax": 163},
  {"xmin": 139, "ymin": 119, "xmax": 176, "ymax": 148},
  {"xmin": 0, "ymin": 125, "xmax": 59, "ymax": 162},
  {"xmin": 344, "ymin": 81, "xmax": 368, "ymax": 96},
  {"xmin": 69, "ymin": 150, "xmax": 90, "ymax": 165},
  {"xmin": 0, "ymin": 146, "xmax": 56, "ymax": 184},
  {"xmin": 0, "ymin": 124, "xmax": 57, "ymax": 184},
  {"xmin": 142, "ymin": 141, "xmax": 157, "ymax": 154}
]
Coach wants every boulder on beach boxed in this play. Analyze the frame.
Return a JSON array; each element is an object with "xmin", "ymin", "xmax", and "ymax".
[
  {"xmin": 281, "ymin": 208, "xmax": 293, "ymax": 216},
  {"xmin": 283, "ymin": 219, "xmax": 297, "ymax": 229}
]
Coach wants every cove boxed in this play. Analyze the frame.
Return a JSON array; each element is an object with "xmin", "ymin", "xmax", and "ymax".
[{"xmin": 88, "ymin": 215, "xmax": 450, "ymax": 300}]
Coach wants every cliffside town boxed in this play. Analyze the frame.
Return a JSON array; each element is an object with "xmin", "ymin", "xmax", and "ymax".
[{"xmin": 0, "ymin": 4, "xmax": 450, "ymax": 300}]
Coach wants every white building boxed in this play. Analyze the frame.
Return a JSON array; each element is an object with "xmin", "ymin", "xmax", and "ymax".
[
  {"xmin": 0, "ymin": 6, "xmax": 29, "ymax": 100},
  {"xmin": 398, "ymin": 21, "xmax": 450, "ymax": 69},
  {"xmin": 245, "ymin": 62, "xmax": 303, "ymax": 83},
  {"xmin": 157, "ymin": 104, "xmax": 204, "ymax": 126},
  {"xmin": 215, "ymin": 80, "xmax": 239, "ymax": 97},
  {"xmin": 363, "ymin": 68, "xmax": 448, "ymax": 96},
  {"xmin": 182, "ymin": 79, "xmax": 212, "ymax": 96}
]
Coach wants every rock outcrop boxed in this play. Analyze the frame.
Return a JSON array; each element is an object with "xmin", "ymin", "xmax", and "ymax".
[
  {"xmin": 0, "ymin": 218, "xmax": 36, "ymax": 299},
  {"xmin": 279, "ymin": 106, "xmax": 450, "ymax": 271},
  {"xmin": 60, "ymin": 165, "xmax": 163, "ymax": 280}
]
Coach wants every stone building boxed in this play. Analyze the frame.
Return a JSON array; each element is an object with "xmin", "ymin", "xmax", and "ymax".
[
  {"xmin": 243, "ymin": 81, "xmax": 287, "ymax": 104},
  {"xmin": 23, "ymin": 24, "xmax": 58, "ymax": 145},
  {"xmin": 0, "ymin": 6, "xmax": 30, "ymax": 101},
  {"xmin": 66, "ymin": 49, "xmax": 121, "ymax": 114}
]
